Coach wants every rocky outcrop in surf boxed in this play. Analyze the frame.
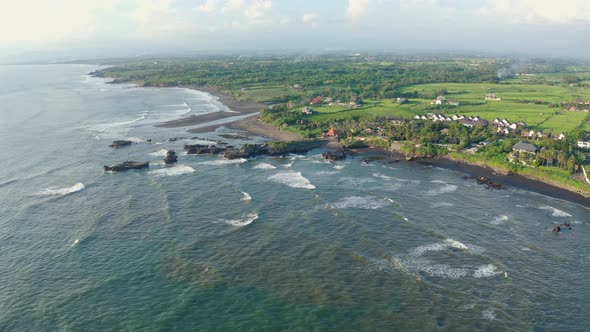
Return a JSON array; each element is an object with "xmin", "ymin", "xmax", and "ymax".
[
  {"xmin": 224, "ymin": 140, "xmax": 326, "ymax": 159},
  {"xmin": 104, "ymin": 161, "xmax": 149, "ymax": 172},
  {"xmin": 164, "ymin": 150, "xmax": 178, "ymax": 165},
  {"xmin": 463, "ymin": 176, "xmax": 505, "ymax": 190},
  {"xmin": 322, "ymin": 148, "xmax": 348, "ymax": 161},
  {"xmin": 109, "ymin": 140, "xmax": 133, "ymax": 148},
  {"xmin": 184, "ymin": 144, "xmax": 226, "ymax": 155}
]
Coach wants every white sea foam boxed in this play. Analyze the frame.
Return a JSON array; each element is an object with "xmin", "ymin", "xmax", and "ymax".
[
  {"xmin": 242, "ymin": 192, "xmax": 252, "ymax": 201},
  {"xmin": 149, "ymin": 149, "xmax": 168, "ymax": 157},
  {"xmin": 89, "ymin": 115, "xmax": 146, "ymax": 132},
  {"xmin": 343, "ymin": 177, "xmax": 377, "ymax": 185},
  {"xmin": 431, "ymin": 202, "xmax": 454, "ymax": 208},
  {"xmin": 71, "ymin": 239, "xmax": 79, "ymax": 247},
  {"xmin": 253, "ymin": 163, "xmax": 276, "ymax": 170},
  {"xmin": 382, "ymin": 182, "xmax": 402, "ymax": 192},
  {"xmin": 315, "ymin": 171, "xmax": 340, "ymax": 176},
  {"xmin": 392, "ymin": 239, "xmax": 492, "ymax": 279},
  {"xmin": 283, "ymin": 162, "xmax": 294, "ymax": 168},
  {"xmin": 373, "ymin": 173, "xmax": 394, "ymax": 180},
  {"xmin": 150, "ymin": 165, "xmax": 195, "ymax": 177},
  {"xmin": 491, "ymin": 215, "xmax": 509, "ymax": 225},
  {"xmin": 224, "ymin": 213, "xmax": 259, "ymax": 227},
  {"xmin": 199, "ymin": 158, "xmax": 248, "ymax": 166},
  {"xmin": 473, "ymin": 264, "xmax": 502, "ymax": 278},
  {"xmin": 482, "ymin": 308, "xmax": 496, "ymax": 321},
  {"xmin": 331, "ymin": 196, "xmax": 390, "ymax": 210},
  {"xmin": 431, "ymin": 180, "xmax": 447, "ymax": 184},
  {"xmin": 269, "ymin": 171, "xmax": 315, "ymax": 189},
  {"xmin": 539, "ymin": 205, "xmax": 572, "ymax": 217},
  {"xmin": 444, "ymin": 238, "xmax": 469, "ymax": 250},
  {"xmin": 333, "ymin": 165, "xmax": 346, "ymax": 170},
  {"xmin": 459, "ymin": 303, "xmax": 477, "ymax": 310},
  {"xmin": 37, "ymin": 183, "xmax": 85, "ymax": 196},
  {"xmin": 426, "ymin": 184, "xmax": 458, "ymax": 196}
]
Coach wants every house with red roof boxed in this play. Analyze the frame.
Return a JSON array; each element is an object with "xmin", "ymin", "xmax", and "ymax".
[{"xmin": 310, "ymin": 96, "xmax": 323, "ymax": 105}]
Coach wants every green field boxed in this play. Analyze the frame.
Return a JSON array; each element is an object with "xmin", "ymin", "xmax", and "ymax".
[{"xmin": 301, "ymin": 82, "xmax": 590, "ymax": 133}]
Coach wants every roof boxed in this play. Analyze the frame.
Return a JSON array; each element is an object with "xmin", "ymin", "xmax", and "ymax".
[
  {"xmin": 310, "ymin": 96, "xmax": 322, "ymax": 105},
  {"xmin": 513, "ymin": 142, "xmax": 537, "ymax": 153}
]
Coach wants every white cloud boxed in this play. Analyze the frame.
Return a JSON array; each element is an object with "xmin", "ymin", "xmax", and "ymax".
[
  {"xmin": 223, "ymin": 0, "xmax": 245, "ymax": 11},
  {"xmin": 197, "ymin": 0, "xmax": 220, "ymax": 13},
  {"xmin": 347, "ymin": 0, "xmax": 370, "ymax": 18},
  {"xmin": 479, "ymin": 0, "xmax": 590, "ymax": 24},
  {"xmin": 0, "ymin": 0, "xmax": 125, "ymax": 45},
  {"xmin": 245, "ymin": 0, "xmax": 272, "ymax": 19},
  {"xmin": 303, "ymin": 13, "xmax": 318, "ymax": 25}
]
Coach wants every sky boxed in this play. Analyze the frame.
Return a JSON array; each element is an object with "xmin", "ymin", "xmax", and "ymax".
[{"xmin": 1, "ymin": 0, "xmax": 590, "ymax": 61}]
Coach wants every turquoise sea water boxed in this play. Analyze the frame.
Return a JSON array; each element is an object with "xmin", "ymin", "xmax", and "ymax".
[{"xmin": 0, "ymin": 65, "xmax": 588, "ymax": 331}]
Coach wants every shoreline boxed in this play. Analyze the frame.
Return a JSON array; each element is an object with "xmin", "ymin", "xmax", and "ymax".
[
  {"xmin": 101, "ymin": 77, "xmax": 587, "ymax": 207},
  {"xmin": 346, "ymin": 146, "xmax": 589, "ymax": 208},
  {"xmin": 149, "ymin": 84, "xmax": 303, "ymax": 141}
]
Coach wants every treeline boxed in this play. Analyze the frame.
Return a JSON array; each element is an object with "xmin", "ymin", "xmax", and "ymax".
[{"xmin": 98, "ymin": 56, "xmax": 504, "ymax": 100}]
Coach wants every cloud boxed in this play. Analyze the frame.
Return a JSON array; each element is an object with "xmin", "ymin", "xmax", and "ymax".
[
  {"xmin": 197, "ymin": 0, "xmax": 219, "ymax": 13},
  {"xmin": 302, "ymin": 13, "xmax": 318, "ymax": 25},
  {"xmin": 347, "ymin": 0, "xmax": 370, "ymax": 18},
  {"xmin": 479, "ymin": 0, "xmax": 590, "ymax": 24},
  {"xmin": 245, "ymin": 0, "xmax": 272, "ymax": 19},
  {"xmin": 223, "ymin": 0, "xmax": 245, "ymax": 11}
]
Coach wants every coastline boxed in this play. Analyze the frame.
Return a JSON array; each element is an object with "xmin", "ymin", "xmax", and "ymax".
[
  {"xmin": 148, "ymin": 84, "xmax": 303, "ymax": 141},
  {"xmin": 346, "ymin": 146, "xmax": 590, "ymax": 208},
  {"xmin": 101, "ymin": 77, "xmax": 587, "ymax": 207}
]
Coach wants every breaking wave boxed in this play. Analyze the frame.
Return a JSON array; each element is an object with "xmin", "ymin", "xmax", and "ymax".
[
  {"xmin": 224, "ymin": 213, "xmax": 259, "ymax": 227},
  {"xmin": 149, "ymin": 149, "xmax": 168, "ymax": 157},
  {"xmin": 36, "ymin": 183, "xmax": 85, "ymax": 196},
  {"xmin": 241, "ymin": 192, "xmax": 252, "ymax": 201},
  {"xmin": 150, "ymin": 165, "xmax": 195, "ymax": 177},
  {"xmin": 491, "ymin": 215, "xmax": 509, "ymax": 225},
  {"xmin": 268, "ymin": 171, "xmax": 315, "ymax": 189},
  {"xmin": 199, "ymin": 158, "xmax": 247, "ymax": 166},
  {"xmin": 253, "ymin": 163, "xmax": 276, "ymax": 170},
  {"xmin": 373, "ymin": 173, "xmax": 394, "ymax": 180},
  {"xmin": 425, "ymin": 183, "xmax": 458, "ymax": 196},
  {"xmin": 331, "ymin": 196, "xmax": 390, "ymax": 210},
  {"xmin": 539, "ymin": 205, "xmax": 572, "ymax": 217}
]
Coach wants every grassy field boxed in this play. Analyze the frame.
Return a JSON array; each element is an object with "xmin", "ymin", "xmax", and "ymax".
[{"xmin": 298, "ymin": 82, "xmax": 590, "ymax": 133}]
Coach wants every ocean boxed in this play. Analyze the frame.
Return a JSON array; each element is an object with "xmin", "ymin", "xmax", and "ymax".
[{"xmin": 0, "ymin": 64, "xmax": 588, "ymax": 331}]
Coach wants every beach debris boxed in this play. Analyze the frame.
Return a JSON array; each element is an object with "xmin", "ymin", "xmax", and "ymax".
[
  {"xmin": 164, "ymin": 150, "xmax": 178, "ymax": 165},
  {"xmin": 109, "ymin": 140, "xmax": 133, "ymax": 148},
  {"xmin": 104, "ymin": 161, "xmax": 149, "ymax": 172}
]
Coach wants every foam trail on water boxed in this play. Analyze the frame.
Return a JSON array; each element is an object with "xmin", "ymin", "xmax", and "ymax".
[
  {"xmin": 269, "ymin": 171, "xmax": 315, "ymax": 189},
  {"xmin": 150, "ymin": 165, "xmax": 195, "ymax": 177},
  {"xmin": 331, "ymin": 196, "xmax": 389, "ymax": 210},
  {"xmin": 36, "ymin": 183, "xmax": 85, "ymax": 196},
  {"xmin": 225, "ymin": 213, "xmax": 259, "ymax": 227}
]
